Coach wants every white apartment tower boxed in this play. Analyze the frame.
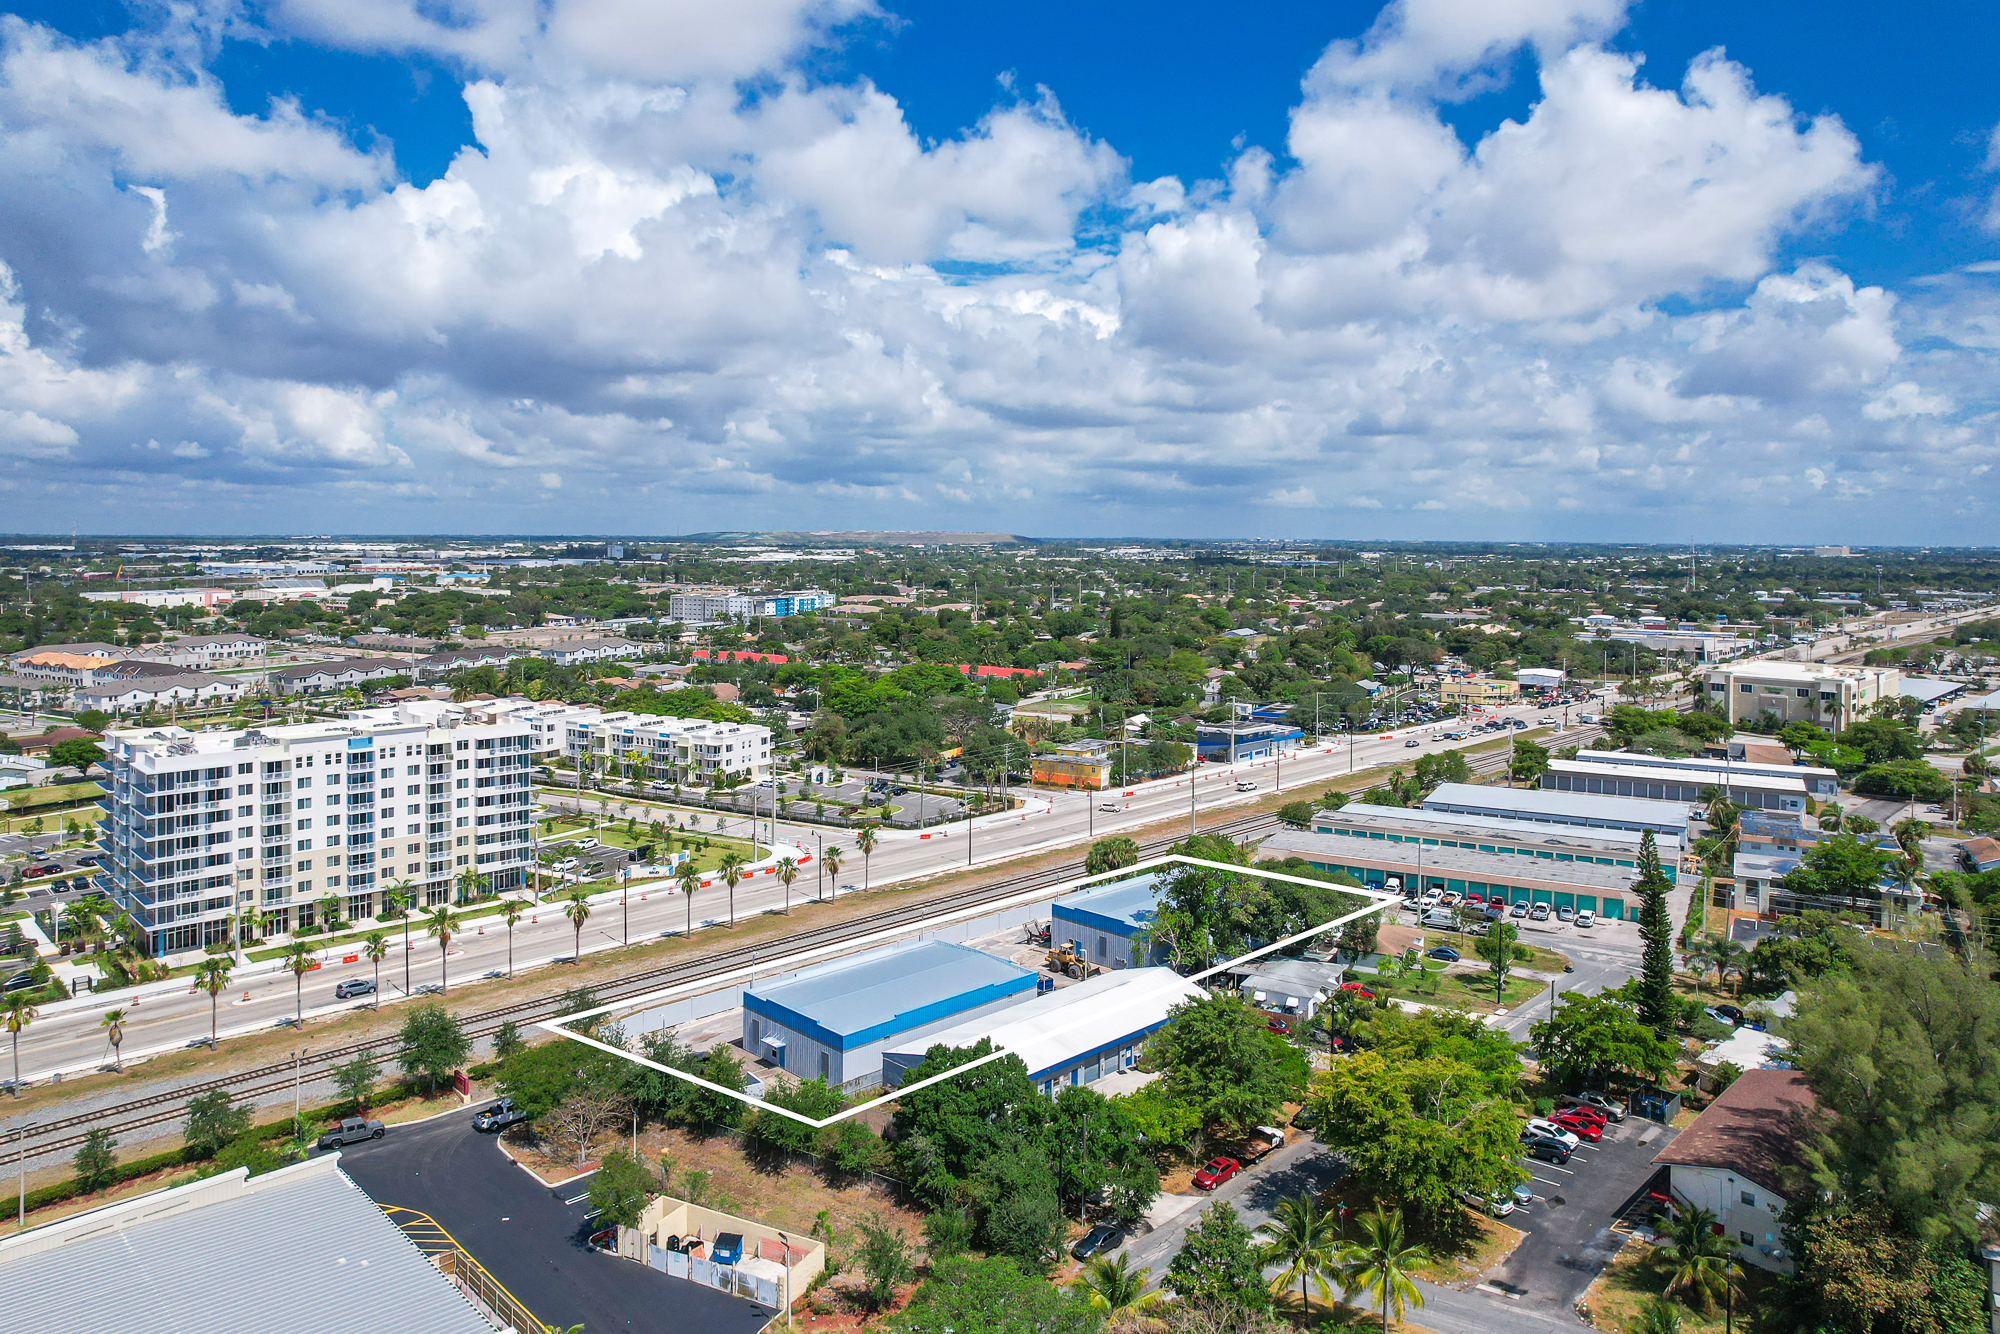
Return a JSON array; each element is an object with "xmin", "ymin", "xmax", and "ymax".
[{"xmin": 99, "ymin": 701, "xmax": 537, "ymax": 956}]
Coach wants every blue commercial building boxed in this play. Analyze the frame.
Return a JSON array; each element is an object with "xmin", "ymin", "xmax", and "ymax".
[
  {"xmin": 1195, "ymin": 720, "xmax": 1304, "ymax": 763},
  {"xmin": 1050, "ymin": 871, "xmax": 1165, "ymax": 971},
  {"xmin": 741, "ymin": 939, "xmax": 1036, "ymax": 1090}
]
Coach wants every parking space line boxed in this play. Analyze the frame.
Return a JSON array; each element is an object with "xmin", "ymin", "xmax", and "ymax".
[{"xmin": 1522, "ymin": 1159, "xmax": 1574, "ymax": 1176}]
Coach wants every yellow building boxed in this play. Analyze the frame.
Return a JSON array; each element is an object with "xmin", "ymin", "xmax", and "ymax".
[
  {"xmin": 1032, "ymin": 741, "xmax": 1112, "ymax": 790},
  {"xmin": 1440, "ymin": 678, "xmax": 1521, "ymax": 707}
]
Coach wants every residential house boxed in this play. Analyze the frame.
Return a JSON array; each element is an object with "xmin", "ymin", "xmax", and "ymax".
[{"xmin": 1651, "ymin": 1069, "xmax": 1816, "ymax": 1274}]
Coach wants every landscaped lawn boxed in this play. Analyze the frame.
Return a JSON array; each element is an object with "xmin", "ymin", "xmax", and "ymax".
[
  {"xmin": 1580, "ymin": 1240, "xmax": 1781, "ymax": 1334},
  {"xmin": 1368, "ymin": 965, "xmax": 1548, "ymax": 1013}
]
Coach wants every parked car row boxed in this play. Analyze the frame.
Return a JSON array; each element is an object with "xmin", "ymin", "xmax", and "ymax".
[{"xmin": 1520, "ymin": 1099, "xmax": 1617, "ymax": 1165}]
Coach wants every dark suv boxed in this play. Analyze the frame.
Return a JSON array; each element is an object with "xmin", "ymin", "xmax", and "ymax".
[{"xmin": 1520, "ymin": 1132, "xmax": 1573, "ymax": 1165}]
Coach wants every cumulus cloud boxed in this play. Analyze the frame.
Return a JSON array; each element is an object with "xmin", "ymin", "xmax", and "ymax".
[{"xmin": 0, "ymin": 1, "xmax": 1990, "ymax": 537}]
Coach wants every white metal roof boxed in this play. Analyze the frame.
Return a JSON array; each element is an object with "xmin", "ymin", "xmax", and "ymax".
[
  {"xmin": 885, "ymin": 967, "xmax": 1205, "ymax": 1080},
  {"xmin": 0, "ymin": 1157, "xmax": 493, "ymax": 1334}
]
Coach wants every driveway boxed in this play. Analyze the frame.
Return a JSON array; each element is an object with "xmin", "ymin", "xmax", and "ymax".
[
  {"xmin": 1479, "ymin": 1113, "xmax": 1679, "ymax": 1323},
  {"xmin": 1117, "ymin": 1137, "xmax": 1346, "ymax": 1282},
  {"xmin": 332, "ymin": 1113, "xmax": 774, "ymax": 1334}
]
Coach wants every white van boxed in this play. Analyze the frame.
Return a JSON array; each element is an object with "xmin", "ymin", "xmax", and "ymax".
[
  {"xmin": 1420, "ymin": 909, "xmax": 1458, "ymax": 931},
  {"xmin": 1578, "ymin": 712, "xmax": 1599, "ymax": 724}
]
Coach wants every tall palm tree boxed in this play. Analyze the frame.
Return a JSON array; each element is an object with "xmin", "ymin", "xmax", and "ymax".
[
  {"xmin": 425, "ymin": 906, "xmax": 462, "ymax": 995},
  {"xmin": 821, "ymin": 845, "xmax": 844, "ymax": 902},
  {"xmin": 625, "ymin": 749, "xmax": 648, "ymax": 786},
  {"xmin": 1258, "ymin": 1193, "xmax": 1344, "ymax": 1312},
  {"xmin": 1336, "ymin": 1207, "xmax": 1430, "ymax": 1334},
  {"xmin": 279, "ymin": 940, "xmax": 316, "ymax": 1028},
  {"xmin": 4, "ymin": 993, "xmax": 36, "ymax": 1095},
  {"xmin": 1070, "ymin": 1252, "xmax": 1161, "ymax": 1313},
  {"xmin": 501, "ymin": 899, "xmax": 528, "ymax": 978},
  {"xmin": 362, "ymin": 931, "xmax": 389, "ymax": 1010},
  {"xmin": 776, "ymin": 856, "xmax": 798, "ymax": 915},
  {"xmin": 563, "ymin": 891, "xmax": 593, "ymax": 965},
  {"xmin": 1682, "ymin": 935, "xmax": 1719, "ymax": 996},
  {"xmin": 384, "ymin": 882, "xmax": 416, "ymax": 997},
  {"xmin": 676, "ymin": 861, "xmax": 702, "ymax": 937},
  {"xmin": 1710, "ymin": 935, "xmax": 1749, "ymax": 999},
  {"xmin": 100, "ymin": 1006, "xmax": 129, "ymax": 1072},
  {"xmin": 855, "ymin": 824, "xmax": 879, "ymax": 892},
  {"xmin": 1653, "ymin": 1206, "xmax": 1739, "ymax": 1310},
  {"xmin": 226, "ymin": 906, "xmax": 257, "ymax": 962},
  {"xmin": 193, "ymin": 956, "xmax": 232, "ymax": 1049},
  {"xmin": 718, "ymin": 851, "xmax": 746, "ymax": 928},
  {"xmin": 455, "ymin": 867, "xmax": 488, "ymax": 906}
]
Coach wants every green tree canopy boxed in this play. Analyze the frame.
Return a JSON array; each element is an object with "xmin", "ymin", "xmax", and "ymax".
[
  {"xmin": 1308, "ymin": 1050, "xmax": 1524, "ymax": 1216},
  {"xmin": 395, "ymin": 1002, "xmax": 470, "ymax": 1094},
  {"xmin": 891, "ymin": 1256, "xmax": 1102, "ymax": 1334},
  {"xmin": 1163, "ymin": 1202, "xmax": 1270, "ymax": 1312},
  {"xmin": 1148, "ymin": 994, "xmax": 1307, "ymax": 1133},
  {"xmin": 1528, "ymin": 992, "xmax": 1679, "ymax": 1087}
]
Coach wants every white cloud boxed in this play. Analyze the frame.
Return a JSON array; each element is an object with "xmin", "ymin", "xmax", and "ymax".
[{"xmin": 0, "ymin": 4, "xmax": 1988, "ymax": 537}]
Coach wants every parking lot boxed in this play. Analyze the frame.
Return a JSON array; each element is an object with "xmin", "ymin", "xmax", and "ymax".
[
  {"xmin": 1479, "ymin": 1110, "xmax": 1679, "ymax": 1321},
  {"xmin": 333, "ymin": 1112, "xmax": 775, "ymax": 1334}
]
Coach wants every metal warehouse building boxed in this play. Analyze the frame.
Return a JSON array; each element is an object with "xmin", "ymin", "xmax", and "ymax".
[
  {"xmin": 1261, "ymin": 827, "xmax": 1641, "ymax": 921},
  {"xmin": 1050, "ymin": 871, "xmax": 1165, "ymax": 971},
  {"xmin": 1308, "ymin": 801, "xmax": 1680, "ymax": 881},
  {"xmin": 1421, "ymin": 781, "xmax": 1691, "ymax": 838},
  {"xmin": 882, "ymin": 967, "xmax": 1206, "ymax": 1096},
  {"xmin": 741, "ymin": 939, "xmax": 1037, "ymax": 1090},
  {"xmin": 1542, "ymin": 756, "xmax": 1807, "ymax": 813}
]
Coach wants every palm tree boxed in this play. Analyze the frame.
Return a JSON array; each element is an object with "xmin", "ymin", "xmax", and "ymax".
[
  {"xmin": 501, "ymin": 899, "xmax": 528, "ymax": 978},
  {"xmin": 1071, "ymin": 1252, "xmax": 1161, "ymax": 1313},
  {"xmin": 1336, "ymin": 1206, "xmax": 1430, "ymax": 1334},
  {"xmin": 625, "ymin": 748, "xmax": 648, "ymax": 786},
  {"xmin": 1258, "ymin": 1193, "xmax": 1344, "ymax": 1312},
  {"xmin": 563, "ymin": 891, "xmax": 593, "ymax": 965},
  {"xmin": 1654, "ymin": 1206, "xmax": 1739, "ymax": 1310},
  {"xmin": 821, "ymin": 845, "xmax": 844, "ymax": 902},
  {"xmin": 1710, "ymin": 935, "xmax": 1749, "ymax": 998},
  {"xmin": 4, "ymin": 993, "xmax": 36, "ymax": 1095},
  {"xmin": 1682, "ymin": 935, "xmax": 1720, "ymax": 996},
  {"xmin": 425, "ymin": 906, "xmax": 462, "ymax": 995},
  {"xmin": 193, "ymin": 956, "xmax": 232, "ymax": 1049},
  {"xmin": 676, "ymin": 861, "xmax": 702, "ymax": 937},
  {"xmin": 855, "ymin": 824, "xmax": 879, "ymax": 892},
  {"xmin": 226, "ymin": 907, "xmax": 257, "ymax": 962},
  {"xmin": 384, "ymin": 881, "xmax": 416, "ymax": 997},
  {"xmin": 1631, "ymin": 1297, "xmax": 1684, "ymax": 1334},
  {"xmin": 362, "ymin": 931, "xmax": 390, "ymax": 1010},
  {"xmin": 279, "ymin": 940, "xmax": 316, "ymax": 1028},
  {"xmin": 455, "ymin": 867, "xmax": 488, "ymax": 906},
  {"xmin": 100, "ymin": 1006, "xmax": 129, "ymax": 1072},
  {"xmin": 718, "ymin": 851, "xmax": 747, "ymax": 928},
  {"xmin": 776, "ymin": 856, "xmax": 798, "ymax": 915}
]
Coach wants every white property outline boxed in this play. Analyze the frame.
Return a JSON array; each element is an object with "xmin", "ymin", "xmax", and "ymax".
[{"xmin": 532, "ymin": 853, "xmax": 1404, "ymax": 1129}]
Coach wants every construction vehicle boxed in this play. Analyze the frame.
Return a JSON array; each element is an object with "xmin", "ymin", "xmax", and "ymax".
[
  {"xmin": 1044, "ymin": 942, "xmax": 1095, "ymax": 979},
  {"xmin": 1023, "ymin": 921, "xmax": 1052, "ymax": 948}
]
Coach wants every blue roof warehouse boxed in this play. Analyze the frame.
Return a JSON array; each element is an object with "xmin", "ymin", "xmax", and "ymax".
[
  {"xmin": 741, "ymin": 939, "xmax": 1037, "ymax": 1090},
  {"xmin": 1051, "ymin": 871, "xmax": 1166, "ymax": 971}
]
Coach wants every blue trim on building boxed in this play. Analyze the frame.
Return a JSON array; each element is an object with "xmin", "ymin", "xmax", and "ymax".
[{"xmin": 744, "ymin": 972, "xmax": 1037, "ymax": 1052}]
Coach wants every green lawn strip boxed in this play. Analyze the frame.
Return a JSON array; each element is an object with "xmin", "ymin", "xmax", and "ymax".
[
  {"xmin": 0, "ymin": 780, "xmax": 105, "ymax": 812},
  {"xmin": 1369, "ymin": 967, "xmax": 1547, "ymax": 1014},
  {"xmin": 245, "ymin": 899, "xmax": 523, "ymax": 962}
]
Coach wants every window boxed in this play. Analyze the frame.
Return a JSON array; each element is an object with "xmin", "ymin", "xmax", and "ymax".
[
  {"xmin": 1740, "ymin": 1190, "xmax": 1756, "ymax": 1206},
  {"xmin": 1738, "ymin": 1231, "xmax": 1754, "ymax": 1247}
]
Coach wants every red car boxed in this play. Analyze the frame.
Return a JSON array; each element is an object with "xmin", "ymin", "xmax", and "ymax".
[
  {"xmin": 1338, "ymin": 982, "xmax": 1376, "ymax": 999},
  {"xmin": 1550, "ymin": 1110, "xmax": 1604, "ymax": 1142},
  {"xmin": 1560, "ymin": 1104, "xmax": 1608, "ymax": 1126},
  {"xmin": 1192, "ymin": 1157, "xmax": 1240, "ymax": 1191},
  {"xmin": 1265, "ymin": 1017, "xmax": 1292, "ymax": 1036}
]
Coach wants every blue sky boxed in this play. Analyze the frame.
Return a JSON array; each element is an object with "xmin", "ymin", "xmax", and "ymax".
[{"xmin": 0, "ymin": 0, "xmax": 1995, "ymax": 539}]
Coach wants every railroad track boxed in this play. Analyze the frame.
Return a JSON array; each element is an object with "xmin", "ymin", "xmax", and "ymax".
[
  {"xmin": 15, "ymin": 810, "xmax": 1280, "ymax": 1157},
  {"xmin": 16, "ymin": 728, "xmax": 1604, "ymax": 1158}
]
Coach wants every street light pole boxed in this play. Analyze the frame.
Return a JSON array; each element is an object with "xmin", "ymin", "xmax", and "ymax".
[{"xmin": 16, "ymin": 1121, "xmax": 32, "ymax": 1228}]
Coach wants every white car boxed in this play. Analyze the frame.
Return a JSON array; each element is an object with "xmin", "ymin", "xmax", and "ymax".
[
  {"xmin": 1458, "ymin": 1188, "xmax": 1517, "ymax": 1219},
  {"xmin": 1575, "ymin": 910, "xmax": 1596, "ymax": 928},
  {"xmin": 1235, "ymin": 781, "xmax": 1258, "ymax": 792},
  {"xmin": 1525, "ymin": 1118, "xmax": 1580, "ymax": 1149}
]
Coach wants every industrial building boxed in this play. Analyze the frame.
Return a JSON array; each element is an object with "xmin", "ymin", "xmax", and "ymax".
[
  {"xmin": 1308, "ymin": 801, "xmax": 1679, "ymax": 881},
  {"xmin": 1050, "ymin": 871, "xmax": 1165, "ymax": 970},
  {"xmin": 882, "ymin": 967, "xmax": 1206, "ymax": 1096},
  {"xmin": 1260, "ymin": 827, "xmax": 1641, "ymax": 920},
  {"xmin": 1542, "ymin": 755, "xmax": 1810, "ymax": 813},
  {"xmin": 1421, "ymin": 781, "xmax": 1691, "ymax": 838},
  {"xmin": 1222, "ymin": 957, "xmax": 1348, "ymax": 1020},
  {"xmin": 0, "ymin": 1158, "xmax": 495, "ymax": 1334},
  {"xmin": 741, "ymin": 939, "xmax": 1038, "ymax": 1089},
  {"xmin": 1516, "ymin": 667, "xmax": 1566, "ymax": 691},
  {"xmin": 1570, "ymin": 749, "xmax": 1840, "ymax": 801}
]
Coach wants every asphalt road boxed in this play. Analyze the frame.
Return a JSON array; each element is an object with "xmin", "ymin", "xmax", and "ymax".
[
  {"xmin": 8, "ymin": 694, "xmax": 1604, "ymax": 1078},
  {"xmin": 333, "ymin": 1111, "xmax": 772, "ymax": 1334}
]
